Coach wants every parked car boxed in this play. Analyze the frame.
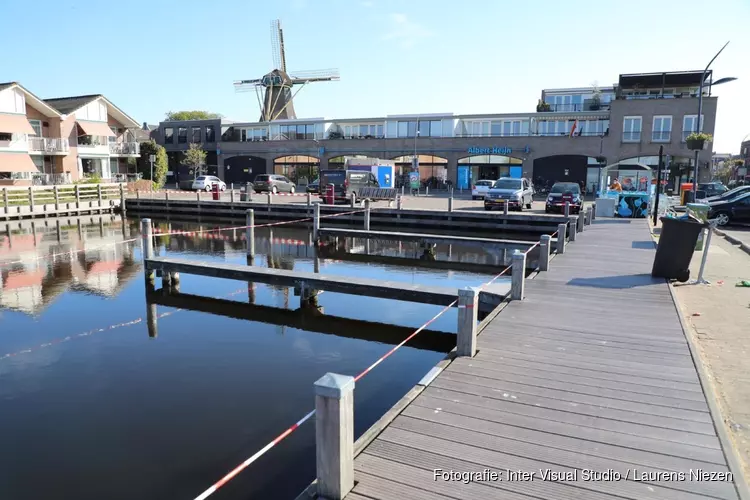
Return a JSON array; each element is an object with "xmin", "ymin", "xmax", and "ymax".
[
  {"xmin": 191, "ymin": 175, "xmax": 226, "ymax": 192},
  {"xmin": 708, "ymin": 193, "xmax": 750, "ymax": 226},
  {"xmin": 699, "ymin": 182, "xmax": 728, "ymax": 198},
  {"xmin": 545, "ymin": 182, "xmax": 583, "ymax": 214},
  {"xmin": 319, "ymin": 170, "xmax": 379, "ymax": 203},
  {"xmin": 307, "ymin": 179, "xmax": 320, "ymax": 194},
  {"xmin": 471, "ymin": 180, "xmax": 495, "ymax": 200},
  {"xmin": 707, "ymin": 185, "xmax": 750, "ymax": 203},
  {"xmin": 484, "ymin": 177, "xmax": 534, "ymax": 211},
  {"xmin": 253, "ymin": 174, "xmax": 296, "ymax": 194}
]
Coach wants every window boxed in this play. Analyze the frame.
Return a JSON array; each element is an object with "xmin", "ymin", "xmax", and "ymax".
[
  {"xmin": 622, "ymin": 117, "xmax": 642, "ymax": 142},
  {"xmin": 177, "ymin": 127, "xmax": 187, "ymax": 144},
  {"xmin": 682, "ymin": 115, "xmax": 704, "ymax": 141},
  {"xmin": 109, "ymin": 126, "xmax": 118, "ymax": 143},
  {"xmin": 205, "ymin": 125, "xmax": 215, "ymax": 142},
  {"xmin": 109, "ymin": 158, "xmax": 119, "ymax": 177},
  {"xmin": 652, "ymin": 116, "xmax": 672, "ymax": 142},
  {"xmin": 191, "ymin": 127, "xmax": 201, "ymax": 143},
  {"xmin": 164, "ymin": 127, "xmax": 174, "ymax": 144},
  {"xmin": 397, "ymin": 121, "xmax": 420, "ymax": 138},
  {"xmin": 29, "ymin": 119, "xmax": 42, "ymax": 137}
]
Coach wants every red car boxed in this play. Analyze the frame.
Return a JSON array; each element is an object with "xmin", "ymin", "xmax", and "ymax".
[{"xmin": 545, "ymin": 182, "xmax": 583, "ymax": 214}]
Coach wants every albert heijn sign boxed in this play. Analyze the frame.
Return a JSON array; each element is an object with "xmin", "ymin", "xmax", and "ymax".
[{"xmin": 467, "ymin": 146, "xmax": 531, "ymax": 155}]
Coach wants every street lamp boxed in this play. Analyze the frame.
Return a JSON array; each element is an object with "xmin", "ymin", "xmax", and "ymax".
[{"xmin": 692, "ymin": 41, "xmax": 735, "ymax": 194}]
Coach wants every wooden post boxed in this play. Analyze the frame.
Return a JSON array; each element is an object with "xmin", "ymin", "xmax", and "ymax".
[
  {"xmin": 307, "ymin": 192, "xmax": 312, "ymax": 206},
  {"xmin": 75, "ymin": 184, "xmax": 80, "ymax": 209},
  {"xmin": 351, "ymin": 192, "xmax": 357, "ymax": 208},
  {"xmin": 172, "ymin": 272, "xmax": 180, "ymax": 293},
  {"xmin": 539, "ymin": 234, "xmax": 551, "ymax": 271},
  {"xmin": 456, "ymin": 287, "xmax": 478, "ymax": 357},
  {"xmin": 2, "ymin": 188, "xmax": 7, "ymax": 211},
  {"xmin": 141, "ymin": 218, "xmax": 154, "ymax": 285},
  {"xmin": 246, "ymin": 209, "xmax": 255, "ymax": 257},
  {"xmin": 511, "ymin": 249, "xmax": 526, "ymax": 300},
  {"xmin": 313, "ymin": 202, "xmax": 320, "ymax": 240},
  {"xmin": 28, "ymin": 186, "xmax": 34, "ymax": 212},
  {"xmin": 585, "ymin": 206, "xmax": 593, "ymax": 225},
  {"xmin": 397, "ymin": 195, "xmax": 402, "ymax": 210},
  {"xmin": 569, "ymin": 216, "xmax": 578, "ymax": 242},
  {"xmin": 161, "ymin": 272, "xmax": 172, "ymax": 290},
  {"xmin": 448, "ymin": 193, "xmax": 453, "ymax": 212},
  {"xmin": 564, "ymin": 201, "xmax": 570, "ymax": 217},
  {"xmin": 401, "ymin": 185, "xmax": 405, "ymax": 196},
  {"xmin": 147, "ymin": 303, "xmax": 158, "ymax": 338},
  {"xmin": 577, "ymin": 211, "xmax": 585, "ymax": 232},
  {"xmin": 364, "ymin": 199, "xmax": 371, "ymax": 231},
  {"xmin": 267, "ymin": 192, "xmax": 272, "ymax": 206},
  {"xmin": 425, "ymin": 186, "xmax": 429, "ymax": 196},
  {"xmin": 230, "ymin": 188, "xmax": 235, "ymax": 203},
  {"xmin": 315, "ymin": 372, "xmax": 355, "ymax": 500},
  {"xmin": 97, "ymin": 184, "xmax": 103, "ymax": 205},
  {"xmin": 556, "ymin": 223, "xmax": 566, "ymax": 254},
  {"xmin": 591, "ymin": 202, "xmax": 597, "ymax": 220},
  {"xmin": 503, "ymin": 200, "xmax": 509, "ymax": 215}
]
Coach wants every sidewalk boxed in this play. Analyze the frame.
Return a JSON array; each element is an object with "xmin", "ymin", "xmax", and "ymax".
[{"xmin": 672, "ymin": 233, "xmax": 750, "ymax": 483}]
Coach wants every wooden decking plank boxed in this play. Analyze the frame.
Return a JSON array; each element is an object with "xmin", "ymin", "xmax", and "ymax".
[
  {"xmin": 421, "ymin": 387, "xmax": 721, "ymax": 449},
  {"xmin": 448, "ymin": 361, "xmax": 709, "ymax": 411},
  {"xmin": 431, "ymin": 374, "xmax": 714, "ymax": 430},
  {"xmin": 477, "ymin": 345, "xmax": 700, "ymax": 382},
  {"xmin": 450, "ymin": 357, "xmax": 708, "ymax": 405},
  {"xmin": 380, "ymin": 423, "xmax": 737, "ymax": 499},
  {"xmin": 476, "ymin": 348, "xmax": 702, "ymax": 386},
  {"xmin": 398, "ymin": 409, "xmax": 729, "ymax": 474},
  {"xmin": 353, "ymin": 471, "xmax": 456, "ymax": 500},
  {"xmin": 484, "ymin": 318, "xmax": 686, "ymax": 342}
]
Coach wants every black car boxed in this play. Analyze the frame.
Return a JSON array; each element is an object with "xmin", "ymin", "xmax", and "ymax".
[
  {"xmin": 707, "ymin": 185, "xmax": 750, "ymax": 203},
  {"xmin": 545, "ymin": 182, "xmax": 583, "ymax": 214},
  {"xmin": 709, "ymin": 193, "xmax": 750, "ymax": 226},
  {"xmin": 306, "ymin": 179, "xmax": 320, "ymax": 194},
  {"xmin": 699, "ymin": 182, "xmax": 728, "ymax": 198}
]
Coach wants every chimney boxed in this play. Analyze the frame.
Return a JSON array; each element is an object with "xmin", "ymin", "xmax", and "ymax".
[{"xmin": 142, "ymin": 121, "xmax": 148, "ymax": 130}]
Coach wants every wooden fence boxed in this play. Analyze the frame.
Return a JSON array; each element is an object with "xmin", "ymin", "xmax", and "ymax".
[{"xmin": 1, "ymin": 183, "xmax": 125, "ymax": 219}]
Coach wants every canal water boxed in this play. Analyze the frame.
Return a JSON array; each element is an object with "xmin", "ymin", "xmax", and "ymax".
[{"xmin": 0, "ymin": 215, "xmax": 510, "ymax": 500}]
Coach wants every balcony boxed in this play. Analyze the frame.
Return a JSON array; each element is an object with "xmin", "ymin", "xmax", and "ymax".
[
  {"xmin": 28, "ymin": 137, "xmax": 70, "ymax": 155},
  {"xmin": 109, "ymin": 142, "xmax": 140, "ymax": 156},
  {"xmin": 537, "ymin": 103, "xmax": 611, "ymax": 113}
]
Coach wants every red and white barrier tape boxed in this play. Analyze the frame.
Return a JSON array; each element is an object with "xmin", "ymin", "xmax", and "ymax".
[{"xmin": 193, "ymin": 409, "xmax": 316, "ymax": 500}]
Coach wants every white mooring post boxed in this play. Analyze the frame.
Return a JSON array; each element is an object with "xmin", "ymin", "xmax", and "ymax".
[
  {"xmin": 364, "ymin": 199, "xmax": 371, "ymax": 230},
  {"xmin": 591, "ymin": 202, "xmax": 597, "ymax": 220},
  {"xmin": 230, "ymin": 188, "xmax": 235, "ymax": 203},
  {"xmin": 564, "ymin": 201, "xmax": 570, "ymax": 217},
  {"xmin": 539, "ymin": 234, "xmax": 551, "ymax": 271},
  {"xmin": 307, "ymin": 192, "xmax": 312, "ymax": 206},
  {"xmin": 511, "ymin": 249, "xmax": 526, "ymax": 300},
  {"xmin": 569, "ymin": 216, "xmax": 578, "ymax": 242},
  {"xmin": 351, "ymin": 192, "xmax": 357, "ymax": 208},
  {"xmin": 457, "ymin": 287, "xmax": 478, "ymax": 357},
  {"xmin": 503, "ymin": 201, "xmax": 509, "ymax": 215},
  {"xmin": 586, "ymin": 206, "xmax": 593, "ymax": 225},
  {"xmin": 315, "ymin": 372, "xmax": 355, "ymax": 500},
  {"xmin": 313, "ymin": 202, "xmax": 320, "ymax": 240},
  {"xmin": 141, "ymin": 218, "xmax": 154, "ymax": 284},
  {"xmin": 246, "ymin": 209, "xmax": 255, "ymax": 258},
  {"xmin": 557, "ymin": 223, "xmax": 566, "ymax": 254},
  {"xmin": 448, "ymin": 192, "xmax": 454, "ymax": 212},
  {"xmin": 577, "ymin": 211, "xmax": 585, "ymax": 232},
  {"xmin": 267, "ymin": 192, "xmax": 272, "ymax": 206},
  {"xmin": 246, "ymin": 182, "xmax": 253, "ymax": 202},
  {"xmin": 397, "ymin": 195, "xmax": 402, "ymax": 210}
]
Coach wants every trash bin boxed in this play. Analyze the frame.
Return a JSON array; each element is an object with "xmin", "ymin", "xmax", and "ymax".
[
  {"xmin": 687, "ymin": 203, "xmax": 709, "ymax": 251},
  {"xmin": 212, "ymin": 183, "xmax": 220, "ymax": 201},
  {"xmin": 651, "ymin": 216, "xmax": 708, "ymax": 282}
]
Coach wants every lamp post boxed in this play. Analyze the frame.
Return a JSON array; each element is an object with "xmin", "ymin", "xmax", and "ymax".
[{"xmin": 691, "ymin": 41, "xmax": 734, "ymax": 194}]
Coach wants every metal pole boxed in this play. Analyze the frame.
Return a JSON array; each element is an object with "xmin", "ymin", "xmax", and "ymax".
[
  {"xmin": 653, "ymin": 145, "xmax": 663, "ymax": 226},
  {"xmin": 694, "ymin": 226, "xmax": 713, "ymax": 284}
]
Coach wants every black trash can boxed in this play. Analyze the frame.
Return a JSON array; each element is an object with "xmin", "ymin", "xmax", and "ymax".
[{"xmin": 651, "ymin": 216, "xmax": 707, "ymax": 282}]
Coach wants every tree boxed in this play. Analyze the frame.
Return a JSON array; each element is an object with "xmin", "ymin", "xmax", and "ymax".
[
  {"xmin": 137, "ymin": 140, "xmax": 168, "ymax": 187},
  {"xmin": 181, "ymin": 143, "xmax": 208, "ymax": 178},
  {"xmin": 165, "ymin": 110, "xmax": 222, "ymax": 121}
]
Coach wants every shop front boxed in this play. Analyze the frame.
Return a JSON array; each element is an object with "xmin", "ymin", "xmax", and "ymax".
[{"xmin": 456, "ymin": 154, "xmax": 523, "ymax": 190}]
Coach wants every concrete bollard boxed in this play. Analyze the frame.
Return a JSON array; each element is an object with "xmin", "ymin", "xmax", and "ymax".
[
  {"xmin": 586, "ymin": 206, "xmax": 593, "ymax": 225},
  {"xmin": 556, "ymin": 223, "xmax": 566, "ymax": 254},
  {"xmin": 539, "ymin": 234, "xmax": 551, "ymax": 271},
  {"xmin": 230, "ymin": 189, "xmax": 235, "ymax": 203},
  {"xmin": 564, "ymin": 202, "xmax": 570, "ymax": 217},
  {"xmin": 448, "ymin": 195, "xmax": 454, "ymax": 212},
  {"xmin": 196, "ymin": 191, "xmax": 201, "ymax": 202},
  {"xmin": 315, "ymin": 373, "xmax": 355, "ymax": 500},
  {"xmin": 246, "ymin": 209, "xmax": 255, "ymax": 257},
  {"xmin": 511, "ymin": 250, "xmax": 526, "ymax": 300},
  {"xmin": 351, "ymin": 192, "xmax": 357, "ymax": 208},
  {"xmin": 313, "ymin": 203, "xmax": 320, "ymax": 240},
  {"xmin": 364, "ymin": 199, "xmax": 371, "ymax": 231},
  {"xmin": 426, "ymin": 186, "xmax": 429, "ymax": 196},
  {"xmin": 577, "ymin": 210, "xmax": 585, "ymax": 232},
  {"xmin": 457, "ymin": 287, "xmax": 478, "ymax": 357},
  {"xmin": 307, "ymin": 192, "xmax": 312, "ymax": 206},
  {"xmin": 267, "ymin": 192, "xmax": 272, "ymax": 206},
  {"xmin": 569, "ymin": 216, "xmax": 578, "ymax": 242},
  {"xmin": 246, "ymin": 182, "xmax": 253, "ymax": 202},
  {"xmin": 591, "ymin": 202, "xmax": 597, "ymax": 220},
  {"xmin": 504, "ymin": 201, "xmax": 509, "ymax": 215},
  {"xmin": 397, "ymin": 195, "xmax": 402, "ymax": 210}
]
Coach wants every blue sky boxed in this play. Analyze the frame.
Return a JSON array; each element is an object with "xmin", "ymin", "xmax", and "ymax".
[{"xmin": 2, "ymin": 0, "xmax": 748, "ymax": 152}]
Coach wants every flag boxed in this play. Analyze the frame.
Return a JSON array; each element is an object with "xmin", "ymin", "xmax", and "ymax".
[{"xmin": 569, "ymin": 120, "xmax": 578, "ymax": 137}]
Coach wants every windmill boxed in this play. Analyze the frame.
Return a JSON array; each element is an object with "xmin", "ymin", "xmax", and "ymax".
[{"xmin": 234, "ymin": 20, "xmax": 340, "ymax": 122}]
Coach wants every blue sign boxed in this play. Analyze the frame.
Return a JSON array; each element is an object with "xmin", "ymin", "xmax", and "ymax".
[
  {"xmin": 467, "ymin": 146, "xmax": 530, "ymax": 155},
  {"xmin": 318, "ymin": 146, "xmax": 325, "ymax": 155}
]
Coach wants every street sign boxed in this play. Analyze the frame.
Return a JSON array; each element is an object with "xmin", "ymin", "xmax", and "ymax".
[
  {"xmin": 409, "ymin": 171, "xmax": 420, "ymax": 190},
  {"xmin": 149, "ymin": 154, "xmax": 156, "ymax": 163}
]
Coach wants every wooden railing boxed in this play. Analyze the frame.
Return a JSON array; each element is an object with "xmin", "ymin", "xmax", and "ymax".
[{"xmin": 1, "ymin": 183, "xmax": 125, "ymax": 209}]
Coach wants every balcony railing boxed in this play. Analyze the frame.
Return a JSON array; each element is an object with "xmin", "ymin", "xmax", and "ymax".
[
  {"xmin": 538, "ymin": 103, "xmax": 612, "ymax": 113},
  {"xmin": 28, "ymin": 137, "xmax": 70, "ymax": 154},
  {"xmin": 77, "ymin": 135, "xmax": 108, "ymax": 147},
  {"xmin": 651, "ymin": 131, "xmax": 672, "ymax": 142},
  {"xmin": 109, "ymin": 142, "xmax": 140, "ymax": 155},
  {"xmin": 622, "ymin": 131, "xmax": 642, "ymax": 142}
]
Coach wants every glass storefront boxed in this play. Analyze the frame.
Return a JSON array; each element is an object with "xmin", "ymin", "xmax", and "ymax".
[{"xmin": 273, "ymin": 155, "xmax": 320, "ymax": 184}]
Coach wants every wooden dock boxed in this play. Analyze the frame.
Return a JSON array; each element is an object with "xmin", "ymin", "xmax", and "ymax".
[
  {"xmin": 1, "ymin": 183, "xmax": 124, "ymax": 221},
  {"xmin": 340, "ymin": 219, "xmax": 745, "ymax": 500}
]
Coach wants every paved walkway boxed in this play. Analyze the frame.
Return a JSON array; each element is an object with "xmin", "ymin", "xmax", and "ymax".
[{"xmin": 346, "ymin": 219, "xmax": 744, "ymax": 500}]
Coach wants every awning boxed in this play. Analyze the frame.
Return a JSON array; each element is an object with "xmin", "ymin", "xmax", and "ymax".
[
  {"xmin": 0, "ymin": 113, "xmax": 36, "ymax": 135},
  {"xmin": 0, "ymin": 153, "xmax": 39, "ymax": 173},
  {"xmin": 77, "ymin": 120, "xmax": 115, "ymax": 137}
]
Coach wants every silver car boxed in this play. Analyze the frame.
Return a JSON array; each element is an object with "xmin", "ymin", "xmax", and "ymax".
[
  {"xmin": 191, "ymin": 175, "xmax": 226, "ymax": 192},
  {"xmin": 484, "ymin": 177, "xmax": 534, "ymax": 211}
]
